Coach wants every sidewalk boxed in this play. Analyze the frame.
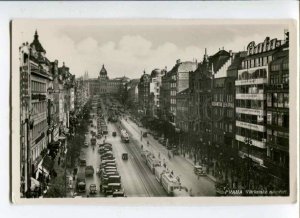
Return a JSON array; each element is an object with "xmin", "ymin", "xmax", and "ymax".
[
  {"xmin": 180, "ymin": 153, "xmax": 218, "ymax": 183},
  {"xmin": 51, "ymin": 150, "xmax": 74, "ymax": 197},
  {"xmin": 127, "ymin": 116, "xmax": 224, "ymax": 184}
]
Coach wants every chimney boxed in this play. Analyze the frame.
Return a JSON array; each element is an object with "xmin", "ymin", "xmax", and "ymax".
[{"xmin": 176, "ymin": 59, "xmax": 181, "ymax": 65}]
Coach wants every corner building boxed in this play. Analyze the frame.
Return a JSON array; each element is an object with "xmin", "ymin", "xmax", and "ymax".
[{"xmin": 235, "ymin": 36, "xmax": 286, "ymax": 170}]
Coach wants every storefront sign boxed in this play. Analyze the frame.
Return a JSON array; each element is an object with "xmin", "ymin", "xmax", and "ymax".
[
  {"xmin": 236, "ymin": 93, "xmax": 266, "ymax": 100},
  {"xmin": 235, "ymin": 134, "xmax": 266, "ymax": 149},
  {"xmin": 235, "ymin": 78, "xmax": 267, "ymax": 86},
  {"xmin": 236, "ymin": 120, "xmax": 266, "ymax": 132},
  {"xmin": 236, "ymin": 107, "xmax": 265, "ymax": 116}
]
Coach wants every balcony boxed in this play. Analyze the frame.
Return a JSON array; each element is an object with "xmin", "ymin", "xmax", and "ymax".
[{"xmin": 235, "ymin": 134, "xmax": 266, "ymax": 149}]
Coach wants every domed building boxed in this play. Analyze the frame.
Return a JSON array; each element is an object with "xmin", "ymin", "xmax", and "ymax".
[{"xmin": 88, "ymin": 64, "xmax": 129, "ymax": 98}]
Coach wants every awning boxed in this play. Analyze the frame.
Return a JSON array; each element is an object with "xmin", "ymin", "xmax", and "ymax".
[
  {"xmin": 37, "ymin": 165, "xmax": 50, "ymax": 178},
  {"xmin": 30, "ymin": 177, "xmax": 40, "ymax": 191}
]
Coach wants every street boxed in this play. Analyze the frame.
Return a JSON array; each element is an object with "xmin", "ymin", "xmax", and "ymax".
[
  {"xmin": 75, "ymin": 96, "xmax": 215, "ymax": 197},
  {"xmin": 120, "ymin": 116, "xmax": 216, "ymax": 196}
]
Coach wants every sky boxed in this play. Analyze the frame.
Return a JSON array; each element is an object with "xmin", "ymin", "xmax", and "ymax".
[{"xmin": 13, "ymin": 20, "xmax": 288, "ymax": 79}]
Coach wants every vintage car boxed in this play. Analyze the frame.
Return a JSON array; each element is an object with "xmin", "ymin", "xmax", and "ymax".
[
  {"xmin": 122, "ymin": 153, "xmax": 128, "ymax": 160},
  {"xmin": 89, "ymin": 184, "xmax": 97, "ymax": 194}
]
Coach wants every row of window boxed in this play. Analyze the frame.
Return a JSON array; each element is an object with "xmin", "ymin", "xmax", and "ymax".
[
  {"xmin": 236, "ymin": 85, "xmax": 264, "ymax": 94},
  {"xmin": 267, "ymin": 129, "xmax": 289, "ymax": 147},
  {"xmin": 236, "ymin": 99, "xmax": 264, "ymax": 109},
  {"xmin": 213, "ymin": 94, "xmax": 234, "ymax": 102},
  {"xmin": 242, "ymin": 56, "xmax": 272, "ymax": 69},
  {"xmin": 32, "ymin": 119, "xmax": 47, "ymax": 141},
  {"xmin": 170, "ymin": 98, "xmax": 176, "ymax": 104},
  {"xmin": 213, "ymin": 107, "xmax": 234, "ymax": 118},
  {"xmin": 236, "ymin": 113, "xmax": 265, "ymax": 126},
  {"xmin": 170, "ymin": 90, "xmax": 176, "ymax": 96},
  {"xmin": 177, "ymin": 106, "xmax": 188, "ymax": 112},
  {"xmin": 267, "ymin": 92, "xmax": 289, "ymax": 108},
  {"xmin": 31, "ymin": 139, "xmax": 46, "ymax": 162},
  {"xmin": 269, "ymin": 72, "xmax": 289, "ymax": 85},
  {"xmin": 213, "ymin": 122, "xmax": 233, "ymax": 133},
  {"xmin": 236, "ymin": 127, "xmax": 265, "ymax": 142},
  {"xmin": 32, "ymin": 101, "xmax": 47, "ymax": 115},
  {"xmin": 170, "ymin": 83, "xmax": 176, "ymax": 88},
  {"xmin": 31, "ymin": 80, "xmax": 46, "ymax": 93},
  {"xmin": 267, "ymin": 111, "xmax": 289, "ymax": 128},
  {"xmin": 271, "ymin": 60, "xmax": 289, "ymax": 71}
]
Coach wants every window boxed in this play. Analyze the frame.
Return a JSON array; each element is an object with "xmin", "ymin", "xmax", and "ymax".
[
  {"xmin": 272, "ymin": 93, "xmax": 278, "ymax": 107},
  {"xmin": 229, "ymin": 124, "xmax": 232, "ymax": 133},
  {"xmin": 283, "ymin": 93, "xmax": 289, "ymax": 108},
  {"xmin": 283, "ymin": 61, "xmax": 289, "ymax": 70},
  {"xmin": 272, "ymin": 111, "xmax": 278, "ymax": 125},
  {"xmin": 271, "ymin": 64, "xmax": 280, "ymax": 71},
  {"xmin": 278, "ymin": 112, "xmax": 283, "ymax": 127},
  {"xmin": 278, "ymin": 93, "xmax": 284, "ymax": 108},
  {"xmin": 267, "ymin": 93, "xmax": 272, "ymax": 107},
  {"xmin": 267, "ymin": 111, "xmax": 272, "ymax": 124},
  {"xmin": 282, "ymin": 72, "xmax": 289, "ymax": 84}
]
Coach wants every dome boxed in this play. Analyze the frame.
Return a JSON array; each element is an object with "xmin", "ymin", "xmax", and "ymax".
[
  {"xmin": 150, "ymin": 68, "xmax": 161, "ymax": 78},
  {"xmin": 100, "ymin": 64, "xmax": 107, "ymax": 75},
  {"xmin": 140, "ymin": 70, "xmax": 150, "ymax": 82}
]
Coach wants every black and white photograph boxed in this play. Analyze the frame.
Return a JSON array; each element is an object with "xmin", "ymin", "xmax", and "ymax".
[{"xmin": 11, "ymin": 19, "xmax": 296, "ymax": 203}]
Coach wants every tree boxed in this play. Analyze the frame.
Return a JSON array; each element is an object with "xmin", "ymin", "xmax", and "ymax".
[{"xmin": 44, "ymin": 176, "xmax": 65, "ymax": 198}]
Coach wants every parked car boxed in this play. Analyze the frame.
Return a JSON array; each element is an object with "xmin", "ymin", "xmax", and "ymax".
[
  {"xmin": 80, "ymin": 159, "xmax": 87, "ymax": 167},
  {"xmin": 85, "ymin": 165, "xmax": 95, "ymax": 176},
  {"xmin": 122, "ymin": 153, "xmax": 128, "ymax": 160},
  {"xmin": 89, "ymin": 184, "xmax": 97, "ymax": 194}
]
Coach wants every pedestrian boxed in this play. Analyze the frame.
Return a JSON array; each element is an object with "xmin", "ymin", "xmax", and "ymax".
[
  {"xmin": 58, "ymin": 157, "xmax": 61, "ymax": 166},
  {"xmin": 198, "ymin": 174, "xmax": 200, "ymax": 180},
  {"xmin": 158, "ymin": 152, "xmax": 160, "ymax": 159}
]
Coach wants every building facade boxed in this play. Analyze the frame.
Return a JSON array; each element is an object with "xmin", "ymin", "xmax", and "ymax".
[
  {"xmin": 88, "ymin": 64, "xmax": 129, "ymax": 98},
  {"xmin": 138, "ymin": 71, "xmax": 151, "ymax": 115},
  {"xmin": 265, "ymin": 43, "xmax": 289, "ymax": 190},
  {"xmin": 149, "ymin": 68, "xmax": 166, "ymax": 117},
  {"xmin": 175, "ymin": 88, "xmax": 190, "ymax": 132},
  {"xmin": 169, "ymin": 60, "xmax": 197, "ymax": 124},
  {"xmin": 235, "ymin": 36, "xmax": 284, "ymax": 168},
  {"xmin": 19, "ymin": 31, "xmax": 75, "ymax": 197}
]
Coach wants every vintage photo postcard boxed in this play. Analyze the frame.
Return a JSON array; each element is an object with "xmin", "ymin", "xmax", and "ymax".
[{"xmin": 11, "ymin": 19, "xmax": 297, "ymax": 204}]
